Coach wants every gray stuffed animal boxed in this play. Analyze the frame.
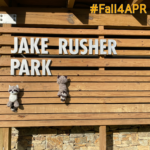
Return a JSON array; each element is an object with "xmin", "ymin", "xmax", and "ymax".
[
  {"xmin": 57, "ymin": 75, "xmax": 68, "ymax": 102},
  {"xmin": 7, "ymin": 85, "xmax": 19, "ymax": 112}
]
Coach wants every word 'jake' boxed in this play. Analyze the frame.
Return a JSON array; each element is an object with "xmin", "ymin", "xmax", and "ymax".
[
  {"xmin": 59, "ymin": 39, "xmax": 117, "ymax": 55},
  {"xmin": 11, "ymin": 37, "xmax": 49, "ymax": 54}
]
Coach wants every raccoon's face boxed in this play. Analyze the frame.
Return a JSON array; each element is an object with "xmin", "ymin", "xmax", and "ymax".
[{"xmin": 8, "ymin": 85, "xmax": 19, "ymax": 95}]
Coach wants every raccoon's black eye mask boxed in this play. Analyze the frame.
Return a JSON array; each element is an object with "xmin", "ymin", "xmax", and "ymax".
[{"xmin": 9, "ymin": 90, "xmax": 18, "ymax": 92}]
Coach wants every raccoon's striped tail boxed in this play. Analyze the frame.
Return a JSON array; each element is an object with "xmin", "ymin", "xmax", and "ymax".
[
  {"xmin": 11, "ymin": 103, "xmax": 17, "ymax": 112},
  {"xmin": 11, "ymin": 108, "xmax": 17, "ymax": 112},
  {"xmin": 60, "ymin": 91, "xmax": 67, "ymax": 102}
]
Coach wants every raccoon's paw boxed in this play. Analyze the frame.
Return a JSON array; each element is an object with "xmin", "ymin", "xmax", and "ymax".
[
  {"xmin": 7, "ymin": 101, "xmax": 12, "ymax": 107},
  {"xmin": 60, "ymin": 96, "xmax": 66, "ymax": 102},
  {"xmin": 62, "ymin": 91, "xmax": 67, "ymax": 97},
  {"xmin": 7, "ymin": 103, "xmax": 10, "ymax": 107},
  {"xmin": 11, "ymin": 108, "xmax": 17, "ymax": 112}
]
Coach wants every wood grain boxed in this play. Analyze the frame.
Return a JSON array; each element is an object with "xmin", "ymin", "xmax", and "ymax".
[
  {"xmin": 0, "ymin": 24, "xmax": 12, "ymax": 150},
  {"xmin": 68, "ymin": 0, "xmax": 75, "ymax": 8},
  {"xmin": 1, "ymin": 97, "xmax": 150, "ymax": 104},
  {"xmin": 2, "ymin": 91, "xmax": 150, "ymax": 98},
  {"xmin": 1, "ymin": 104, "xmax": 150, "ymax": 114},
  {"xmin": 0, "ymin": 128, "xmax": 11, "ymax": 150},
  {"xmin": 2, "ymin": 82, "xmax": 150, "ymax": 91},
  {"xmin": 1, "ymin": 36, "xmax": 150, "ymax": 47},
  {"xmin": 2, "ymin": 58, "xmax": 150, "ymax": 67},
  {"xmin": 3, "ymin": 76, "xmax": 150, "ymax": 82},
  {"xmin": 0, "ymin": 7, "xmax": 149, "ymax": 26},
  {"xmin": 1, "ymin": 113, "xmax": 150, "ymax": 121},
  {"xmin": 100, "ymin": 126, "xmax": 106, "ymax": 150},
  {"xmin": 1, "ymin": 27, "xmax": 150, "ymax": 36},
  {"xmin": 0, "ymin": 119, "xmax": 150, "ymax": 127}
]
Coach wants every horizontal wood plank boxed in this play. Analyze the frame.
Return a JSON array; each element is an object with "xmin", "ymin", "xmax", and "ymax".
[
  {"xmin": 1, "ymin": 36, "xmax": 150, "ymax": 47},
  {"xmin": 0, "ymin": 7, "xmax": 149, "ymax": 26},
  {"xmin": 0, "ymin": 119, "xmax": 150, "ymax": 127},
  {"xmin": 2, "ymin": 83, "xmax": 150, "ymax": 91},
  {"xmin": 1, "ymin": 104, "xmax": 150, "ymax": 114},
  {"xmin": 2, "ymin": 91, "xmax": 150, "ymax": 98},
  {"xmin": 2, "ymin": 76, "xmax": 150, "ymax": 82},
  {"xmin": 1, "ymin": 27, "xmax": 150, "ymax": 36},
  {"xmin": 1, "ymin": 113, "xmax": 150, "ymax": 121},
  {"xmin": 2, "ymin": 58, "xmax": 150, "ymax": 67},
  {"xmin": 1, "ymin": 97, "xmax": 150, "ymax": 104}
]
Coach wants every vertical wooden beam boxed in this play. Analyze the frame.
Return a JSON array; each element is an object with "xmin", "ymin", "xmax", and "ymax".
[
  {"xmin": 99, "ymin": 126, "xmax": 106, "ymax": 150},
  {"xmin": 128, "ymin": 0, "xmax": 144, "ymax": 6},
  {"xmin": 0, "ymin": 128, "xmax": 11, "ymax": 150},
  {"xmin": 0, "ymin": 129, "xmax": 3, "ymax": 150},
  {"xmin": 1, "ymin": 24, "xmax": 11, "ymax": 58},
  {"xmin": 98, "ymin": 26, "xmax": 105, "ymax": 71},
  {"xmin": 99, "ymin": 26, "xmax": 106, "ymax": 150},
  {"xmin": 68, "ymin": 0, "xmax": 75, "ymax": 8},
  {"xmin": 3, "ymin": 128, "xmax": 11, "ymax": 150},
  {"xmin": 0, "ymin": 24, "xmax": 12, "ymax": 150},
  {"xmin": 0, "ymin": 0, "xmax": 9, "ymax": 7}
]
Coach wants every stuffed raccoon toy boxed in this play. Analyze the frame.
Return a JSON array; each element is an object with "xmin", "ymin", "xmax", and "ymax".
[
  {"xmin": 7, "ymin": 85, "xmax": 20, "ymax": 112},
  {"xmin": 57, "ymin": 75, "xmax": 68, "ymax": 102}
]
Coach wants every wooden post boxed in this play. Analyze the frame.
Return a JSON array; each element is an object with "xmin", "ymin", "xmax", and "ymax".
[
  {"xmin": 68, "ymin": 0, "xmax": 75, "ymax": 8},
  {"xmin": 0, "ymin": 0, "xmax": 9, "ymax": 7},
  {"xmin": 99, "ymin": 26, "xmax": 106, "ymax": 150},
  {"xmin": 99, "ymin": 126, "xmax": 106, "ymax": 150},
  {"xmin": 0, "ymin": 128, "xmax": 11, "ymax": 150},
  {"xmin": 128, "ymin": 0, "xmax": 144, "ymax": 6},
  {"xmin": 3, "ymin": 128, "xmax": 11, "ymax": 150},
  {"xmin": 98, "ymin": 26, "xmax": 105, "ymax": 71},
  {"xmin": 0, "ymin": 24, "xmax": 12, "ymax": 150},
  {"xmin": 0, "ymin": 129, "xmax": 3, "ymax": 150}
]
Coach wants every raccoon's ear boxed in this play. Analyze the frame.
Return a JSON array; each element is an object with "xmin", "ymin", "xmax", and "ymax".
[
  {"xmin": 16, "ymin": 85, "xmax": 19, "ymax": 88},
  {"xmin": 65, "ymin": 76, "xmax": 67, "ymax": 79},
  {"xmin": 57, "ymin": 75, "xmax": 60, "ymax": 79},
  {"xmin": 9, "ymin": 85, "xmax": 11, "ymax": 88}
]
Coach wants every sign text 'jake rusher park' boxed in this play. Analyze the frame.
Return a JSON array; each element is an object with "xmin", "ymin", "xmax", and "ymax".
[{"xmin": 11, "ymin": 37, "xmax": 117, "ymax": 76}]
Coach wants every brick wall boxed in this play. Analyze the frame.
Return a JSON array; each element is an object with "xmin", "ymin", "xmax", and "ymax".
[{"xmin": 11, "ymin": 125, "xmax": 150, "ymax": 150}]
